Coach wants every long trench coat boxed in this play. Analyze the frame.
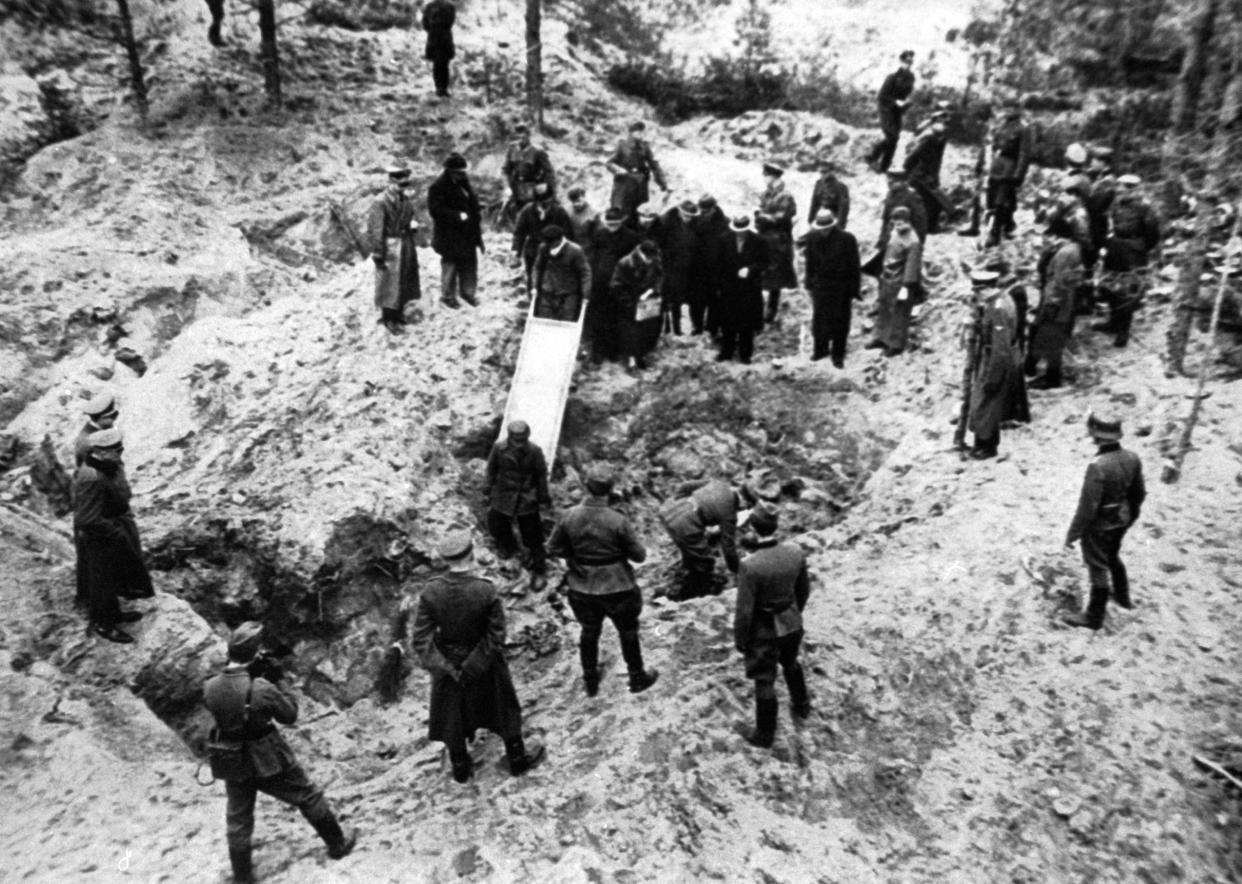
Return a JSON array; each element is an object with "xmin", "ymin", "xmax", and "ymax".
[
  {"xmin": 74, "ymin": 461, "xmax": 153, "ymax": 605},
  {"xmin": 967, "ymin": 294, "xmax": 1017, "ymax": 440},
  {"xmin": 756, "ymin": 182, "xmax": 798, "ymax": 290},
  {"xmin": 714, "ymin": 231, "xmax": 770, "ymax": 333},
  {"xmin": 368, "ymin": 188, "xmax": 421, "ymax": 311}
]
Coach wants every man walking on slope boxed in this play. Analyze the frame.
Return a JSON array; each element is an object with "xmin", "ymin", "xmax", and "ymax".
[
  {"xmin": 866, "ymin": 50, "xmax": 917, "ymax": 173},
  {"xmin": 1063, "ymin": 412, "xmax": 1146, "ymax": 630},
  {"xmin": 421, "ymin": 0, "xmax": 457, "ymax": 99},
  {"xmin": 485, "ymin": 420, "xmax": 551, "ymax": 588}
]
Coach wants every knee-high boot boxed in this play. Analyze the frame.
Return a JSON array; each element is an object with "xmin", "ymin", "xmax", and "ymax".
[
  {"xmin": 783, "ymin": 664, "xmax": 811, "ymax": 719},
  {"xmin": 619, "ymin": 629, "xmax": 659, "ymax": 693},
  {"xmin": 229, "ymin": 847, "xmax": 254, "ymax": 884}
]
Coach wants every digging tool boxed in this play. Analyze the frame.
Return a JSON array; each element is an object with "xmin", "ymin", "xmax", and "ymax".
[{"xmin": 330, "ymin": 200, "xmax": 370, "ymax": 261}]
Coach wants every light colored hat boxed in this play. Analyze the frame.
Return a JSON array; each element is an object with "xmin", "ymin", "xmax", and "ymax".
[
  {"xmin": 729, "ymin": 215, "xmax": 752, "ymax": 232},
  {"xmin": 637, "ymin": 202, "xmax": 659, "ymax": 218},
  {"xmin": 228, "ymin": 622, "xmax": 264, "ymax": 661},
  {"xmin": 88, "ymin": 427, "xmax": 123, "ymax": 449},
  {"xmin": 1087, "ymin": 410, "xmax": 1124, "ymax": 441},
  {"xmin": 438, "ymin": 531, "xmax": 474, "ymax": 560},
  {"xmin": 584, "ymin": 464, "xmax": 615, "ymax": 494},
  {"xmin": 970, "ymin": 269, "xmax": 1001, "ymax": 286},
  {"xmin": 83, "ymin": 390, "xmax": 117, "ymax": 417},
  {"xmin": 508, "ymin": 420, "xmax": 531, "ymax": 439},
  {"xmin": 1118, "ymin": 173, "xmax": 1141, "ymax": 187},
  {"xmin": 1065, "ymin": 142, "xmax": 1088, "ymax": 166},
  {"xmin": 386, "ymin": 165, "xmax": 411, "ymax": 181},
  {"xmin": 813, "ymin": 209, "xmax": 837, "ymax": 228}
]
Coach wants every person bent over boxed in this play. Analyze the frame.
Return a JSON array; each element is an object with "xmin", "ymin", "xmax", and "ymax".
[{"xmin": 659, "ymin": 479, "xmax": 757, "ymax": 599}]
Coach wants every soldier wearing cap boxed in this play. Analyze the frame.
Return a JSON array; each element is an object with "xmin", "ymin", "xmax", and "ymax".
[
  {"xmin": 866, "ymin": 205, "xmax": 923, "ymax": 357},
  {"xmin": 368, "ymin": 165, "xmax": 421, "ymax": 334},
  {"xmin": 407, "ymin": 531, "xmax": 546, "ymax": 781},
  {"xmin": 866, "ymin": 50, "xmax": 917, "ymax": 173},
  {"xmin": 513, "ymin": 184, "xmax": 573, "ymax": 290},
  {"xmin": 503, "ymin": 123, "xmax": 557, "ymax": 209},
  {"xmin": 713, "ymin": 215, "xmax": 770, "ymax": 364},
  {"xmin": 73, "ymin": 427, "xmax": 152, "ymax": 644},
  {"xmin": 609, "ymin": 239, "xmax": 664, "ymax": 371},
  {"xmin": 961, "ymin": 269, "xmax": 1016, "ymax": 459},
  {"xmin": 203, "ymin": 622, "xmax": 357, "ymax": 882},
  {"xmin": 1025, "ymin": 221, "xmax": 1084, "ymax": 389},
  {"xmin": 1096, "ymin": 173, "xmax": 1160, "ymax": 347},
  {"xmin": 659, "ymin": 479, "xmax": 759, "ymax": 599},
  {"xmin": 875, "ymin": 169, "xmax": 928, "ymax": 254},
  {"xmin": 655, "ymin": 199, "xmax": 701, "ymax": 335},
  {"xmin": 421, "ymin": 0, "xmax": 457, "ymax": 98},
  {"xmin": 755, "ymin": 162, "xmax": 798, "ymax": 325},
  {"xmin": 74, "ymin": 389, "xmax": 120, "ymax": 467},
  {"xmin": 606, "ymin": 121, "xmax": 669, "ymax": 222},
  {"xmin": 547, "ymin": 465, "xmax": 659, "ymax": 696},
  {"xmin": 984, "ymin": 100, "xmax": 1032, "ymax": 246},
  {"xmin": 427, "ymin": 152, "xmax": 484, "ymax": 308},
  {"xmin": 485, "ymin": 420, "xmax": 551, "ymax": 583},
  {"xmin": 800, "ymin": 207, "xmax": 861, "ymax": 367},
  {"xmin": 733, "ymin": 503, "xmax": 812, "ymax": 749},
  {"xmin": 1063, "ymin": 412, "xmax": 1146, "ymax": 629},
  {"xmin": 903, "ymin": 111, "xmax": 951, "ymax": 232},
  {"xmin": 533, "ymin": 225, "xmax": 591, "ymax": 322},
  {"xmin": 808, "ymin": 160, "xmax": 851, "ymax": 231},
  {"xmin": 585, "ymin": 208, "xmax": 642, "ymax": 363},
  {"xmin": 692, "ymin": 194, "xmax": 730, "ymax": 336}
]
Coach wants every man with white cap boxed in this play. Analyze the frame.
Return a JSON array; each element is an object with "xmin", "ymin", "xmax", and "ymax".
[
  {"xmin": 408, "ymin": 530, "xmax": 546, "ymax": 781},
  {"xmin": 73, "ymin": 427, "xmax": 152, "ymax": 643},
  {"xmin": 367, "ymin": 165, "xmax": 421, "ymax": 334},
  {"xmin": 1063, "ymin": 411, "xmax": 1146, "ymax": 629},
  {"xmin": 203, "ymin": 622, "xmax": 357, "ymax": 882},
  {"xmin": 484, "ymin": 420, "xmax": 551, "ymax": 586},
  {"xmin": 74, "ymin": 389, "xmax": 119, "ymax": 466},
  {"xmin": 800, "ymin": 207, "xmax": 861, "ymax": 367}
]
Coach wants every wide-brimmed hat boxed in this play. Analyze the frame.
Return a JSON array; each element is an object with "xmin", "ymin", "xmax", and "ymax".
[
  {"xmin": 970, "ymin": 269, "xmax": 1000, "ymax": 287},
  {"xmin": 729, "ymin": 215, "xmax": 752, "ymax": 232},
  {"xmin": 677, "ymin": 199, "xmax": 700, "ymax": 217},
  {"xmin": 762, "ymin": 162, "xmax": 785, "ymax": 177},
  {"xmin": 812, "ymin": 209, "xmax": 837, "ymax": 228},
  {"xmin": 385, "ymin": 165, "xmax": 412, "ymax": 181},
  {"xmin": 1086, "ymin": 410, "xmax": 1123, "ymax": 441},
  {"xmin": 228, "ymin": 622, "xmax": 264, "ymax": 661}
]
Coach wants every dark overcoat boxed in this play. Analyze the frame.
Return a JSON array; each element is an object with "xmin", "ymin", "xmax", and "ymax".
[
  {"xmin": 421, "ymin": 0, "xmax": 456, "ymax": 61},
  {"xmin": 967, "ymin": 295, "xmax": 1017, "ymax": 440},
  {"xmin": 73, "ymin": 460, "xmax": 153, "ymax": 603},
  {"xmin": 689, "ymin": 207, "xmax": 729, "ymax": 308},
  {"xmin": 656, "ymin": 209, "xmax": 698, "ymax": 306},
  {"xmin": 802, "ymin": 225, "xmax": 861, "ymax": 313},
  {"xmin": 715, "ymin": 231, "xmax": 770, "ymax": 333},
  {"xmin": 427, "ymin": 172, "xmax": 483, "ymax": 262},
  {"xmin": 485, "ymin": 438, "xmax": 550, "ymax": 516},
  {"xmin": 1030, "ymin": 240, "xmax": 1083, "ymax": 361}
]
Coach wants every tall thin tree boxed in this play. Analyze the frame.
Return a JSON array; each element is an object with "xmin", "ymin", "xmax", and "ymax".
[
  {"xmin": 525, "ymin": 0, "xmax": 542, "ymax": 129},
  {"xmin": 114, "ymin": 0, "xmax": 148, "ymax": 120},
  {"xmin": 257, "ymin": 0, "xmax": 282, "ymax": 106}
]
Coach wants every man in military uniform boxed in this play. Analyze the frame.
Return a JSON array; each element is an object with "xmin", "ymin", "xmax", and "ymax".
[
  {"xmin": 800, "ymin": 208, "xmax": 861, "ymax": 367},
  {"xmin": 420, "ymin": 0, "xmax": 457, "ymax": 99},
  {"xmin": 513, "ymin": 184, "xmax": 573, "ymax": 292},
  {"xmin": 903, "ymin": 111, "xmax": 951, "ymax": 233},
  {"xmin": 566, "ymin": 186, "xmax": 597, "ymax": 243},
  {"xmin": 808, "ymin": 160, "xmax": 851, "ymax": 231},
  {"xmin": 74, "ymin": 428, "xmax": 152, "ymax": 644},
  {"xmin": 733, "ymin": 504, "xmax": 812, "ymax": 749},
  {"xmin": 547, "ymin": 465, "xmax": 659, "ymax": 696},
  {"xmin": 755, "ymin": 162, "xmax": 798, "ymax": 325},
  {"xmin": 368, "ymin": 165, "xmax": 421, "ymax": 334},
  {"xmin": 962, "ymin": 270, "xmax": 1016, "ymax": 459},
  {"xmin": 1024, "ymin": 223, "xmax": 1084, "ymax": 389},
  {"xmin": 427, "ymin": 153, "xmax": 484, "ymax": 308},
  {"xmin": 609, "ymin": 239, "xmax": 664, "ymax": 372},
  {"xmin": 606, "ymin": 121, "xmax": 668, "ymax": 222},
  {"xmin": 484, "ymin": 421, "xmax": 551, "ymax": 587},
  {"xmin": 1096, "ymin": 173, "xmax": 1161, "ymax": 347},
  {"xmin": 1063, "ymin": 412, "xmax": 1146, "ymax": 630},
  {"xmin": 408, "ymin": 532, "xmax": 546, "ymax": 781},
  {"xmin": 204, "ymin": 622, "xmax": 357, "ymax": 883},
  {"xmin": 533, "ymin": 225, "xmax": 592, "ymax": 322},
  {"xmin": 659, "ymin": 478, "xmax": 758, "ymax": 599},
  {"xmin": 984, "ymin": 102, "xmax": 1032, "ymax": 246},
  {"xmin": 503, "ymin": 124, "xmax": 556, "ymax": 210},
  {"xmin": 866, "ymin": 50, "xmax": 916, "ymax": 173}
]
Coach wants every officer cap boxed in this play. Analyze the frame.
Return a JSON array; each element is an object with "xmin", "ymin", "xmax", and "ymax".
[
  {"xmin": 813, "ymin": 208, "xmax": 837, "ymax": 228},
  {"xmin": 507, "ymin": 420, "xmax": 531, "ymax": 440},
  {"xmin": 541, "ymin": 224, "xmax": 566, "ymax": 242},
  {"xmin": 890, "ymin": 205, "xmax": 912, "ymax": 222},
  {"xmin": 762, "ymin": 162, "xmax": 785, "ymax": 177},
  {"xmin": 1065, "ymin": 142, "xmax": 1088, "ymax": 166},
  {"xmin": 1086, "ymin": 410, "xmax": 1123, "ymax": 441},
  {"xmin": 84, "ymin": 390, "xmax": 117, "ymax": 417},
  {"xmin": 970, "ymin": 269, "xmax": 1000, "ymax": 286},
  {"xmin": 698, "ymin": 194, "xmax": 718, "ymax": 209},
  {"xmin": 228, "ymin": 621, "xmax": 265, "ymax": 662},
  {"xmin": 749, "ymin": 502, "xmax": 779, "ymax": 535},
  {"xmin": 886, "ymin": 169, "xmax": 909, "ymax": 180},
  {"xmin": 677, "ymin": 199, "xmax": 700, "ymax": 217},
  {"xmin": 385, "ymin": 165, "xmax": 411, "ymax": 181},
  {"xmin": 729, "ymin": 215, "xmax": 752, "ymax": 232},
  {"xmin": 1118, "ymin": 173, "xmax": 1141, "ymax": 187},
  {"xmin": 88, "ymin": 427, "xmax": 123, "ymax": 449},
  {"xmin": 584, "ymin": 463, "xmax": 615, "ymax": 495},
  {"xmin": 444, "ymin": 153, "xmax": 468, "ymax": 170},
  {"xmin": 438, "ymin": 530, "xmax": 474, "ymax": 561}
]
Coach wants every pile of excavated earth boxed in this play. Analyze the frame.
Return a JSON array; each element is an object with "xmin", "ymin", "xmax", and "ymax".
[{"xmin": 2, "ymin": 2, "xmax": 1241, "ymax": 882}]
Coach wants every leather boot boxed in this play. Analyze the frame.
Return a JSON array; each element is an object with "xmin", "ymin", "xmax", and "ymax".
[
  {"xmin": 1063, "ymin": 585, "xmax": 1108, "ymax": 630},
  {"xmin": 620, "ymin": 629, "xmax": 659, "ymax": 693},
  {"xmin": 229, "ymin": 847, "xmax": 255, "ymax": 884},
  {"xmin": 312, "ymin": 814, "xmax": 358, "ymax": 860},
  {"xmin": 737, "ymin": 697, "xmax": 778, "ymax": 748},
  {"xmin": 582, "ymin": 668, "xmax": 601, "ymax": 697},
  {"xmin": 505, "ymin": 736, "xmax": 547, "ymax": 775},
  {"xmin": 451, "ymin": 755, "xmax": 474, "ymax": 784},
  {"xmin": 784, "ymin": 665, "xmax": 812, "ymax": 720}
]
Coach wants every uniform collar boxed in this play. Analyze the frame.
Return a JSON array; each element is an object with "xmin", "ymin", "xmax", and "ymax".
[{"xmin": 754, "ymin": 536, "xmax": 779, "ymax": 548}]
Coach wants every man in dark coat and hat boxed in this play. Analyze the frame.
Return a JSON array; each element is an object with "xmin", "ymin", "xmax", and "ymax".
[
  {"xmin": 659, "ymin": 478, "xmax": 758, "ymax": 599},
  {"xmin": 866, "ymin": 50, "xmax": 917, "ymax": 173},
  {"xmin": 962, "ymin": 269, "xmax": 1017, "ymax": 460},
  {"xmin": 513, "ymin": 184, "xmax": 574, "ymax": 292},
  {"xmin": 204, "ymin": 622, "xmax": 357, "ymax": 883},
  {"xmin": 408, "ymin": 531, "xmax": 546, "ymax": 781},
  {"xmin": 733, "ymin": 504, "xmax": 812, "ymax": 749},
  {"xmin": 1063, "ymin": 411, "xmax": 1146, "ymax": 630},
  {"xmin": 73, "ymin": 428, "xmax": 152, "ymax": 644},
  {"xmin": 801, "ymin": 208, "xmax": 861, "ymax": 367},
  {"xmin": 586, "ymin": 209, "xmax": 641, "ymax": 362},
  {"xmin": 533, "ymin": 225, "xmax": 591, "ymax": 322},
  {"xmin": 427, "ymin": 153, "xmax": 484, "ymax": 308},
  {"xmin": 609, "ymin": 240, "xmax": 664, "ymax": 372},
  {"xmin": 547, "ymin": 465, "xmax": 659, "ymax": 697},
  {"xmin": 368, "ymin": 165, "xmax": 421, "ymax": 334},
  {"xmin": 756, "ymin": 162, "xmax": 798, "ymax": 325},
  {"xmin": 714, "ymin": 216, "xmax": 770, "ymax": 364},
  {"xmin": 420, "ymin": 0, "xmax": 457, "ymax": 98},
  {"xmin": 656, "ymin": 199, "xmax": 700, "ymax": 335},
  {"xmin": 485, "ymin": 420, "xmax": 551, "ymax": 584},
  {"xmin": 73, "ymin": 390, "xmax": 121, "ymax": 608},
  {"xmin": 1025, "ymin": 224, "xmax": 1083, "ymax": 389},
  {"xmin": 606, "ymin": 121, "xmax": 668, "ymax": 221},
  {"xmin": 692, "ymin": 194, "xmax": 730, "ymax": 335}
]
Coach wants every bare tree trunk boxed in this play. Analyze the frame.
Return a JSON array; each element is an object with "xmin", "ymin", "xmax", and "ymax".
[
  {"xmin": 1172, "ymin": 0, "xmax": 1218, "ymax": 132},
  {"xmin": 114, "ymin": 0, "xmax": 148, "ymax": 121},
  {"xmin": 258, "ymin": 0, "xmax": 282, "ymax": 107},
  {"xmin": 525, "ymin": 0, "xmax": 543, "ymax": 130}
]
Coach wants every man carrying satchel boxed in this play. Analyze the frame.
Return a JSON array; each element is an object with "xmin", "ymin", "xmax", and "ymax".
[{"xmin": 203, "ymin": 622, "xmax": 357, "ymax": 883}]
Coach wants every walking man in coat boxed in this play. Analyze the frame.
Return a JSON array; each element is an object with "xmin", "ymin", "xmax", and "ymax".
[
  {"xmin": 204, "ymin": 623, "xmax": 357, "ymax": 883},
  {"xmin": 587, "ymin": 209, "xmax": 641, "ymax": 362},
  {"xmin": 368, "ymin": 165, "xmax": 421, "ymax": 334},
  {"xmin": 1025, "ymin": 224, "xmax": 1083, "ymax": 389},
  {"xmin": 408, "ymin": 532, "xmax": 546, "ymax": 780},
  {"xmin": 963, "ymin": 269, "xmax": 1016, "ymax": 460},
  {"xmin": 74, "ymin": 428, "xmax": 153, "ymax": 644},
  {"xmin": 867, "ymin": 206, "xmax": 923, "ymax": 357},
  {"xmin": 659, "ymin": 478, "xmax": 758, "ymax": 599},
  {"xmin": 503, "ymin": 123, "xmax": 556, "ymax": 209},
  {"xmin": 533, "ymin": 225, "xmax": 591, "ymax": 322},
  {"xmin": 420, "ymin": 0, "xmax": 457, "ymax": 99},
  {"xmin": 693, "ymin": 195, "xmax": 729, "ymax": 336},
  {"xmin": 801, "ymin": 208, "xmax": 861, "ymax": 367},
  {"xmin": 427, "ymin": 153, "xmax": 484, "ymax": 308},
  {"xmin": 513, "ymin": 184, "xmax": 573, "ymax": 291},
  {"xmin": 808, "ymin": 161, "xmax": 851, "ymax": 230},
  {"xmin": 485, "ymin": 420, "xmax": 551, "ymax": 585},
  {"xmin": 985, "ymin": 102, "xmax": 1032, "ymax": 246},
  {"xmin": 606, "ymin": 121, "xmax": 668, "ymax": 221},
  {"xmin": 656, "ymin": 200, "xmax": 700, "ymax": 335},
  {"xmin": 609, "ymin": 240, "xmax": 664, "ymax": 372},
  {"xmin": 903, "ymin": 111, "xmax": 951, "ymax": 232},
  {"xmin": 547, "ymin": 465, "xmax": 659, "ymax": 696},
  {"xmin": 1063, "ymin": 412, "xmax": 1146, "ymax": 630},
  {"xmin": 1095, "ymin": 173, "xmax": 1161, "ymax": 347},
  {"xmin": 734, "ymin": 504, "xmax": 812, "ymax": 749},
  {"xmin": 866, "ymin": 50, "xmax": 916, "ymax": 173},
  {"xmin": 756, "ymin": 162, "xmax": 798, "ymax": 325},
  {"xmin": 715, "ymin": 216, "xmax": 770, "ymax": 363}
]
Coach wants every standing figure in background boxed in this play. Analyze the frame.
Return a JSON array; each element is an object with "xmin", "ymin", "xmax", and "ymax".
[
  {"xmin": 566, "ymin": 187, "xmax": 597, "ymax": 243},
  {"xmin": 609, "ymin": 240, "xmax": 664, "ymax": 372},
  {"xmin": 985, "ymin": 101, "xmax": 1031, "ymax": 246},
  {"xmin": 755, "ymin": 162, "xmax": 798, "ymax": 325},
  {"xmin": 420, "ymin": 0, "xmax": 457, "ymax": 99},
  {"xmin": 808, "ymin": 160, "xmax": 851, "ymax": 231},
  {"xmin": 866, "ymin": 50, "xmax": 916, "ymax": 173},
  {"xmin": 903, "ymin": 110, "xmax": 951, "ymax": 233},
  {"xmin": 427, "ymin": 153, "xmax": 484, "ymax": 308},
  {"xmin": 607, "ymin": 121, "xmax": 668, "ymax": 222},
  {"xmin": 656, "ymin": 200, "xmax": 700, "ymax": 336},
  {"xmin": 1025, "ymin": 225, "xmax": 1083, "ymax": 389},
  {"xmin": 368, "ymin": 165, "xmax": 421, "ymax": 334},
  {"xmin": 875, "ymin": 170, "xmax": 928, "ymax": 255},
  {"xmin": 867, "ymin": 207, "xmax": 923, "ymax": 358},
  {"xmin": 484, "ymin": 421, "xmax": 551, "ymax": 588},
  {"xmin": 206, "ymin": 0, "xmax": 226, "ymax": 45},
  {"xmin": 586, "ymin": 208, "xmax": 641, "ymax": 363},
  {"xmin": 692, "ymin": 195, "xmax": 729, "ymax": 336},
  {"xmin": 1096, "ymin": 174, "xmax": 1160, "ymax": 348},
  {"xmin": 74, "ymin": 390, "xmax": 119, "ymax": 467},
  {"xmin": 503, "ymin": 124, "xmax": 556, "ymax": 210},
  {"xmin": 800, "ymin": 208, "xmax": 861, "ymax": 368},
  {"xmin": 714, "ymin": 216, "xmax": 770, "ymax": 364},
  {"xmin": 963, "ymin": 270, "xmax": 1016, "ymax": 460}
]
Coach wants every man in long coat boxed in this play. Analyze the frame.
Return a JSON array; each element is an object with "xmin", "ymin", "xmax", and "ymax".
[
  {"xmin": 503, "ymin": 124, "xmax": 556, "ymax": 209},
  {"xmin": 865, "ymin": 50, "xmax": 916, "ymax": 173},
  {"xmin": 867, "ymin": 207, "xmax": 923, "ymax": 357},
  {"xmin": 714, "ymin": 216, "xmax": 770, "ymax": 364},
  {"xmin": 874, "ymin": 170, "xmax": 928, "ymax": 254},
  {"xmin": 485, "ymin": 421, "xmax": 551, "ymax": 583},
  {"xmin": 513, "ymin": 184, "xmax": 574, "ymax": 291},
  {"xmin": 985, "ymin": 102, "xmax": 1032, "ymax": 246},
  {"xmin": 656, "ymin": 200, "xmax": 700, "ymax": 336},
  {"xmin": 1025, "ymin": 226, "xmax": 1083, "ymax": 389},
  {"xmin": 692, "ymin": 195, "xmax": 730, "ymax": 335},
  {"xmin": 585, "ymin": 209, "xmax": 640, "ymax": 362},
  {"xmin": 368, "ymin": 166, "xmax": 421, "ymax": 334},
  {"xmin": 808, "ymin": 161, "xmax": 851, "ymax": 230},
  {"xmin": 533, "ymin": 226, "xmax": 591, "ymax": 322},
  {"xmin": 73, "ymin": 428, "xmax": 152, "ymax": 643},
  {"xmin": 659, "ymin": 478, "xmax": 757, "ymax": 599},
  {"xmin": 755, "ymin": 162, "xmax": 798, "ymax": 325},
  {"xmin": 606, "ymin": 121, "xmax": 668, "ymax": 221},
  {"xmin": 964, "ymin": 270, "xmax": 1017, "ymax": 460},
  {"xmin": 74, "ymin": 390, "xmax": 120, "ymax": 608},
  {"xmin": 547, "ymin": 465, "xmax": 659, "ymax": 696},
  {"xmin": 427, "ymin": 153, "xmax": 484, "ymax": 308},
  {"xmin": 1063, "ymin": 412, "xmax": 1146, "ymax": 630},
  {"xmin": 609, "ymin": 240, "xmax": 664, "ymax": 371},
  {"xmin": 734, "ymin": 504, "xmax": 811, "ymax": 749},
  {"xmin": 420, "ymin": 0, "xmax": 457, "ymax": 98},
  {"xmin": 409, "ymin": 531, "xmax": 546, "ymax": 781},
  {"xmin": 801, "ymin": 208, "xmax": 861, "ymax": 367},
  {"xmin": 903, "ymin": 112, "xmax": 951, "ymax": 232}
]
